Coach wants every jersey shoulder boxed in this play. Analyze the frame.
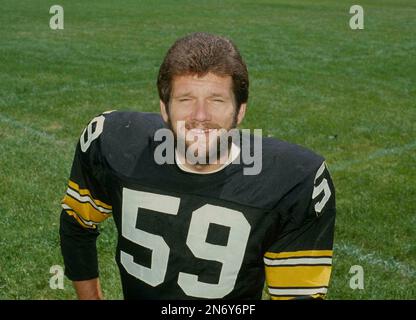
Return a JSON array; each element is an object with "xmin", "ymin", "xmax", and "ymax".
[
  {"xmin": 102, "ymin": 111, "xmax": 165, "ymax": 173},
  {"xmin": 101, "ymin": 110, "xmax": 165, "ymax": 146},
  {"xmin": 261, "ymin": 136, "xmax": 325, "ymax": 179},
  {"xmin": 260, "ymin": 137, "xmax": 333, "ymax": 215},
  {"xmin": 222, "ymin": 134, "xmax": 326, "ymax": 210},
  {"xmin": 78, "ymin": 111, "xmax": 165, "ymax": 174}
]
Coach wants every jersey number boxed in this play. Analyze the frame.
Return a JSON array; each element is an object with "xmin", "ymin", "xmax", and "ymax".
[
  {"xmin": 80, "ymin": 115, "xmax": 105, "ymax": 152},
  {"xmin": 120, "ymin": 188, "xmax": 251, "ymax": 299},
  {"xmin": 312, "ymin": 162, "xmax": 332, "ymax": 216}
]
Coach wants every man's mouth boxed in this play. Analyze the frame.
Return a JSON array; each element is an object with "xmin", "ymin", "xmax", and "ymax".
[{"xmin": 188, "ymin": 128, "xmax": 215, "ymax": 134}]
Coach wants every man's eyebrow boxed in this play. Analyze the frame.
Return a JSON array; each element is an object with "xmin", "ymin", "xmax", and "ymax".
[
  {"xmin": 173, "ymin": 92, "xmax": 193, "ymax": 98},
  {"xmin": 209, "ymin": 93, "xmax": 229, "ymax": 99},
  {"xmin": 172, "ymin": 92, "xmax": 229, "ymax": 98}
]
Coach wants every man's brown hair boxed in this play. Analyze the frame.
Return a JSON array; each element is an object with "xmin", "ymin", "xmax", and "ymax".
[{"xmin": 157, "ymin": 32, "xmax": 249, "ymax": 109}]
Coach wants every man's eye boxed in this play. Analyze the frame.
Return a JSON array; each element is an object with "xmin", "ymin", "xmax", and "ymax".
[
  {"xmin": 179, "ymin": 98, "xmax": 191, "ymax": 102},
  {"xmin": 213, "ymin": 99, "xmax": 224, "ymax": 103}
]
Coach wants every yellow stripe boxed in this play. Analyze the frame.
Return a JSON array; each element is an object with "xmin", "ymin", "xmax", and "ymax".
[
  {"xmin": 311, "ymin": 293, "xmax": 326, "ymax": 299},
  {"xmin": 68, "ymin": 180, "xmax": 112, "ymax": 209},
  {"xmin": 270, "ymin": 296, "xmax": 294, "ymax": 300},
  {"xmin": 65, "ymin": 210, "xmax": 96, "ymax": 229},
  {"xmin": 264, "ymin": 250, "xmax": 333, "ymax": 259},
  {"xmin": 62, "ymin": 195, "xmax": 111, "ymax": 224},
  {"xmin": 265, "ymin": 265, "xmax": 332, "ymax": 288},
  {"xmin": 270, "ymin": 293, "xmax": 325, "ymax": 300}
]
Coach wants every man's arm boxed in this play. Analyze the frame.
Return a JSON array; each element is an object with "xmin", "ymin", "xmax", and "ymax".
[
  {"xmin": 59, "ymin": 113, "xmax": 114, "ymax": 299},
  {"xmin": 73, "ymin": 278, "xmax": 103, "ymax": 300},
  {"xmin": 60, "ymin": 210, "xmax": 103, "ymax": 299},
  {"xmin": 264, "ymin": 162, "xmax": 336, "ymax": 300}
]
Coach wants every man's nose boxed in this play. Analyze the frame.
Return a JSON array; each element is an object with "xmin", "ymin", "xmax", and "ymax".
[{"xmin": 191, "ymin": 100, "xmax": 210, "ymax": 122}]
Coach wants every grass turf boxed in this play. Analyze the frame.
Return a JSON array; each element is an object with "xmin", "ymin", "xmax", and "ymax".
[{"xmin": 0, "ymin": 0, "xmax": 415, "ymax": 299}]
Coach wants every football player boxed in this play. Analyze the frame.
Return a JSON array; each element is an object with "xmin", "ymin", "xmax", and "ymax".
[{"xmin": 60, "ymin": 32, "xmax": 336, "ymax": 300}]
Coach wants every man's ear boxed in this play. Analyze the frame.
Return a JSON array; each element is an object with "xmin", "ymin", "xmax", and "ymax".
[
  {"xmin": 160, "ymin": 100, "xmax": 169, "ymax": 123},
  {"xmin": 237, "ymin": 103, "xmax": 247, "ymax": 126}
]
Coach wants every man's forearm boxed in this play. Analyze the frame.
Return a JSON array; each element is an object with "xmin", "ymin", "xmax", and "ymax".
[{"xmin": 73, "ymin": 278, "xmax": 103, "ymax": 300}]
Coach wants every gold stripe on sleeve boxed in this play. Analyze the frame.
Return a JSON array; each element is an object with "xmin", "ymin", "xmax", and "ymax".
[
  {"xmin": 62, "ymin": 195, "xmax": 111, "ymax": 224},
  {"xmin": 68, "ymin": 180, "xmax": 112, "ymax": 210},
  {"xmin": 265, "ymin": 265, "xmax": 332, "ymax": 288},
  {"xmin": 64, "ymin": 209, "xmax": 96, "ymax": 229},
  {"xmin": 264, "ymin": 250, "xmax": 333, "ymax": 259}
]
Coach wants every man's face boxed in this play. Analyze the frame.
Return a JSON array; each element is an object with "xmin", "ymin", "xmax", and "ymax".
[{"xmin": 160, "ymin": 72, "xmax": 246, "ymax": 162}]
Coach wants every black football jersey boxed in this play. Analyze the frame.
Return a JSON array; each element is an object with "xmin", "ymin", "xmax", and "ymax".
[{"xmin": 60, "ymin": 111, "xmax": 336, "ymax": 300}]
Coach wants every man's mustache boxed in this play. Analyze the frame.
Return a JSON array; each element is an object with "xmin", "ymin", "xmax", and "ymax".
[{"xmin": 184, "ymin": 122, "xmax": 223, "ymax": 131}]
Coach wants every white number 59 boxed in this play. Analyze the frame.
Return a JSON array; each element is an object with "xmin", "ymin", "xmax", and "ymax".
[{"xmin": 120, "ymin": 188, "xmax": 251, "ymax": 299}]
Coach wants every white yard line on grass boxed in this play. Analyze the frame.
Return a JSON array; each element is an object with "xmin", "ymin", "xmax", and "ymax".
[
  {"xmin": 0, "ymin": 113, "xmax": 58, "ymax": 142},
  {"xmin": 331, "ymin": 141, "xmax": 416, "ymax": 172},
  {"xmin": 335, "ymin": 242, "xmax": 416, "ymax": 278}
]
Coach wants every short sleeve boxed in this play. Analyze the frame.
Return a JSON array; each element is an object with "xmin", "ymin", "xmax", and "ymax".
[
  {"xmin": 264, "ymin": 162, "xmax": 336, "ymax": 300},
  {"xmin": 59, "ymin": 113, "xmax": 113, "ymax": 281},
  {"xmin": 61, "ymin": 113, "xmax": 113, "ymax": 229}
]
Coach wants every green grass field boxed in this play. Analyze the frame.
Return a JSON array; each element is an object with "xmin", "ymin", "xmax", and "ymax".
[{"xmin": 0, "ymin": 0, "xmax": 415, "ymax": 299}]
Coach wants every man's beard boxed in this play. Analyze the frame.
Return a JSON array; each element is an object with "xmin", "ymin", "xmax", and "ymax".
[{"xmin": 167, "ymin": 114, "xmax": 238, "ymax": 165}]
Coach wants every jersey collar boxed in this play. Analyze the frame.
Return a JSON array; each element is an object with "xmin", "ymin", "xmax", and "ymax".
[{"xmin": 175, "ymin": 143, "xmax": 241, "ymax": 175}]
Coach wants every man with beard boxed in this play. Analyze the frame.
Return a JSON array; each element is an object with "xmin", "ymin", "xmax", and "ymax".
[{"xmin": 60, "ymin": 33, "xmax": 336, "ymax": 300}]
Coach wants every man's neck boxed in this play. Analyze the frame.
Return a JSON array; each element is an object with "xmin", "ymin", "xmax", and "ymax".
[{"xmin": 175, "ymin": 144, "xmax": 240, "ymax": 175}]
